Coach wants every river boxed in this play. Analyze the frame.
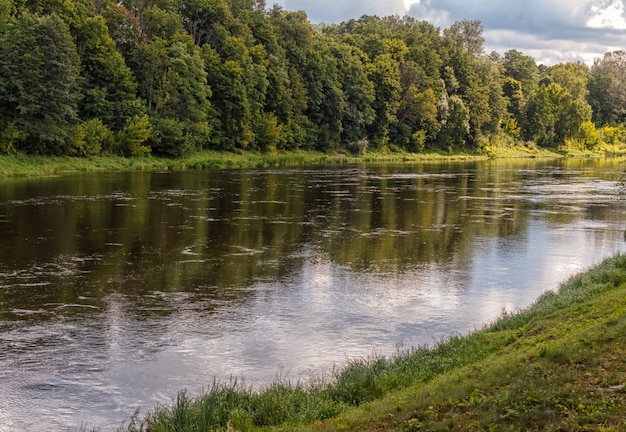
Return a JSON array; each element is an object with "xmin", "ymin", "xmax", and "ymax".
[{"xmin": 0, "ymin": 158, "xmax": 625, "ymax": 430}]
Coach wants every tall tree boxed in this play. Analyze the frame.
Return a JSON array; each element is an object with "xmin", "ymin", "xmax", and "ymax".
[
  {"xmin": 331, "ymin": 41, "xmax": 375, "ymax": 145},
  {"xmin": 588, "ymin": 51, "xmax": 626, "ymax": 125},
  {"xmin": 76, "ymin": 15, "xmax": 143, "ymax": 130},
  {"xmin": 367, "ymin": 54, "xmax": 401, "ymax": 148},
  {"xmin": 0, "ymin": 0, "xmax": 13, "ymax": 34},
  {"xmin": 131, "ymin": 34, "xmax": 212, "ymax": 156},
  {"xmin": 502, "ymin": 49, "xmax": 538, "ymax": 98},
  {"xmin": 0, "ymin": 12, "xmax": 81, "ymax": 154},
  {"xmin": 202, "ymin": 43, "xmax": 252, "ymax": 149},
  {"xmin": 301, "ymin": 42, "xmax": 347, "ymax": 150},
  {"xmin": 444, "ymin": 20, "xmax": 484, "ymax": 58},
  {"xmin": 441, "ymin": 21, "xmax": 490, "ymax": 144}
]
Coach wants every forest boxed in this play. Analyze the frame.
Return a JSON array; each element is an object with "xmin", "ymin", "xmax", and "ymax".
[{"xmin": 0, "ymin": 0, "xmax": 625, "ymax": 158}]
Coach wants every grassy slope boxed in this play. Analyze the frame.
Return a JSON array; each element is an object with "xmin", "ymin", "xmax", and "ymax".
[{"xmin": 130, "ymin": 254, "xmax": 626, "ymax": 432}]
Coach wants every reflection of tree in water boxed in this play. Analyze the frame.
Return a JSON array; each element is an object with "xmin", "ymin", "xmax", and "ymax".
[
  {"xmin": 2, "ymin": 159, "xmax": 626, "ymax": 432},
  {"xmin": 0, "ymin": 159, "xmax": 623, "ymax": 324},
  {"xmin": 618, "ymin": 174, "xmax": 626, "ymax": 240}
]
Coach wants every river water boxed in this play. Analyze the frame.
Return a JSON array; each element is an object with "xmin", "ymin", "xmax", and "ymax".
[{"xmin": 0, "ymin": 159, "xmax": 625, "ymax": 430}]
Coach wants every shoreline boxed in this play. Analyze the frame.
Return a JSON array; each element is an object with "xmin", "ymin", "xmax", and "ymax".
[{"xmin": 0, "ymin": 146, "xmax": 616, "ymax": 178}]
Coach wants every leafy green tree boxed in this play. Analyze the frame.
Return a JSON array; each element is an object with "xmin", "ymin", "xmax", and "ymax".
[
  {"xmin": 397, "ymin": 86, "xmax": 439, "ymax": 148},
  {"xmin": 268, "ymin": 7, "xmax": 313, "ymax": 62},
  {"xmin": 16, "ymin": 0, "xmax": 83, "ymax": 30},
  {"xmin": 279, "ymin": 67, "xmax": 310, "ymax": 150},
  {"xmin": 549, "ymin": 62, "xmax": 590, "ymax": 101},
  {"xmin": 0, "ymin": 12, "xmax": 81, "ymax": 154},
  {"xmin": 503, "ymin": 76, "xmax": 525, "ymax": 122},
  {"xmin": 98, "ymin": 0, "xmax": 144, "ymax": 56},
  {"xmin": 524, "ymin": 82, "xmax": 564, "ymax": 146},
  {"xmin": 332, "ymin": 42, "xmax": 375, "ymax": 145},
  {"xmin": 75, "ymin": 118, "xmax": 114, "ymax": 156},
  {"xmin": 588, "ymin": 51, "xmax": 626, "ymax": 125},
  {"xmin": 367, "ymin": 54, "xmax": 401, "ymax": 148},
  {"xmin": 131, "ymin": 34, "xmax": 212, "ymax": 156},
  {"xmin": 438, "ymin": 94, "xmax": 470, "ymax": 147},
  {"xmin": 265, "ymin": 8, "xmax": 314, "ymax": 149},
  {"xmin": 117, "ymin": 114, "xmax": 152, "ymax": 156},
  {"xmin": 163, "ymin": 37, "xmax": 212, "ymax": 123},
  {"xmin": 444, "ymin": 20, "xmax": 484, "ymax": 58},
  {"xmin": 502, "ymin": 49, "xmax": 538, "ymax": 99},
  {"xmin": 202, "ymin": 44, "xmax": 252, "ymax": 149},
  {"xmin": 177, "ymin": 0, "xmax": 252, "ymax": 48},
  {"xmin": 298, "ymin": 38, "xmax": 347, "ymax": 150},
  {"xmin": 0, "ymin": 0, "xmax": 13, "ymax": 34},
  {"xmin": 523, "ymin": 67, "xmax": 591, "ymax": 149},
  {"xmin": 143, "ymin": 5, "xmax": 183, "ymax": 40},
  {"xmin": 393, "ymin": 60, "xmax": 440, "ymax": 149},
  {"xmin": 254, "ymin": 111, "xmax": 283, "ymax": 151},
  {"xmin": 550, "ymin": 63, "xmax": 593, "ymax": 143},
  {"xmin": 475, "ymin": 56, "xmax": 507, "ymax": 134},
  {"xmin": 76, "ymin": 15, "xmax": 143, "ymax": 130},
  {"xmin": 441, "ymin": 20, "xmax": 492, "ymax": 143}
]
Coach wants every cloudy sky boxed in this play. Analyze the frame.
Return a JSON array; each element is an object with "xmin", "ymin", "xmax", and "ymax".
[{"xmin": 273, "ymin": 0, "xmax": 626, "ymax": 65}]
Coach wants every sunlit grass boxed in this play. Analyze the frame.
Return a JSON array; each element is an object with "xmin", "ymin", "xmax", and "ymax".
[
  {"xmin": 0, "ymin": 154, "xmax": 171, "ymax": 177},
  {"xmin": 0, "ymin": 146, "xmax": 567, "ymax": 178},
  {"xmin": 119, "ymin": 254, "xmax": 626, "ymax": 431},
  {"xmin": 1, "ymin": 142, "xmax": 623, "ymax": 178}
]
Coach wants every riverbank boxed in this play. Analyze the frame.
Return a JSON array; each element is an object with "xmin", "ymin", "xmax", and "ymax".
[
  {"xmin": 0, "ymin": 145, "xmax": 606, "ymax": 178},
  {"xmin": 120, "ymin": 253, "xmax": 626, "ymax": 431}
]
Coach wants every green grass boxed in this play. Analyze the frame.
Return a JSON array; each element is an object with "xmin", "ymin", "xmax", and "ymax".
[
  {"xmin": 0, "ymin": 154, "xmax": 171, "ymax": 177},
  {"xmin": 1, "ymin": 142, "xmax": 624, "ymax": 178},
  {"xmin": 0, "ymin": 146, "xmax": 567, "ymax": 178},
  {"xmin": 120, "ymin": 254, "xmax": 626, "ymax": 432}
]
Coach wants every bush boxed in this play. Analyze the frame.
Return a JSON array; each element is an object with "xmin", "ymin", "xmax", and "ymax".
[
  {"xmin": 148, "ymin": 117, "xmax": 186, "ymax": 157},
  {"xmin": 347, "ymin": 139, "xmax": 368, "ymax": 155},
  {"xmin": 0, "ymin": 122, "xmax": 25, "ymax": 154},
  {"xmin": 117, "ymin": 115, "xmax": 152, "ymax": 156},
  {"xmin": 577, "ymin": 121, "xmax": 602, "ymax": 148},
  {"xmin": 75, "ymin": 119, "xmax": 114, "ymax": 156}
]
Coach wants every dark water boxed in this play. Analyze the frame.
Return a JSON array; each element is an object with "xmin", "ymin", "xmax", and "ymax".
[{"xmin": 0, "ymin": 159, "xmax": 625, "ymax": 430}]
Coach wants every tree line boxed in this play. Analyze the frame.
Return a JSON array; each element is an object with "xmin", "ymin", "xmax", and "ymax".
[{"xmin": 0, "ymin": 0, "xmax": 625, "ymax": 157}]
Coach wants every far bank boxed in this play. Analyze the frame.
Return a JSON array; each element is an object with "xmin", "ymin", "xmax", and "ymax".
[{"xmin": 0, "ymin": 145, "xmax": 616, "ymax": 178}]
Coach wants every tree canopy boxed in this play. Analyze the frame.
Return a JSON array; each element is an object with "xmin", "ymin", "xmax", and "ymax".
[{"xmin": 0, "ymin": 1, "xmax": 624, "ymax": 156}]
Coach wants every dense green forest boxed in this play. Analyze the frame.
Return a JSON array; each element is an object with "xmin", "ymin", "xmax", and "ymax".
[{"xmin": 0, "ymin": 0, "xmax": 625, "ymax": 158}]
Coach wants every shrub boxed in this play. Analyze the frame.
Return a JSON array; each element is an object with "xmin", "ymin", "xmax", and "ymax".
[
  {"xmin": 347, "ymin": 139, "xmax": 368, "ymax": 155},
  {"xmin": 75, "ymin": 119, "xmax": 114, "ymax": 156},
  {"xmin": 117, "ymin": 115, "xmax": 152, "ymax": 156}
]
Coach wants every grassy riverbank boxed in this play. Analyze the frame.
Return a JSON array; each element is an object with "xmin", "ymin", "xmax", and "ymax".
[
  {"xmin": 0, "ymin": 145, "xmax": 594, "ymax": 178},
  {"xmin": 118, "ymin": 254, "xmax": 626, "ymax": 432}
]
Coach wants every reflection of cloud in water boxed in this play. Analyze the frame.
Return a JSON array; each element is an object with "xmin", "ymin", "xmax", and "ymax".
[{"xmin": 3, "ymin": 160, "xmax": 626, "ymax": 430}]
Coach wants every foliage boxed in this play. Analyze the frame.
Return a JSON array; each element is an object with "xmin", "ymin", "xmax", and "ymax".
[
  {"xmin": 0, "ymin": 12, "xmax": 81, "ymax": 154},
  {"xmin": 0, "ymin": 1, "xmax": 624, "ymax": 157},
  {"xmin": 117, "ymin": 114, "xmax": 152, "ymax": 156}
]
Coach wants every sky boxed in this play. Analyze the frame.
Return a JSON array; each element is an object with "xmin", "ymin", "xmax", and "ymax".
[{"xmin": 272, "ymin": 0, "xmax": 626, "ymax": 65}]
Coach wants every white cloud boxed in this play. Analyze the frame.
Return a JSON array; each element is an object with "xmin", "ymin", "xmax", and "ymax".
[
  {"xmin": 279, "ymin": 0, "xmax": 406, "ymax": 23},
  {"xmin": 272, "ymin": 0, "xmax": 626, "ymax": 64},
  {"xmin": 587, "ymin": 0, "xmax": 626, "ymax": 29},
  {"xmin": 406, "ymin": 0, "xmax": 626, "ymax": 63},
  {"xmin": 408, "ymin": 0, "xmax": 592, "ymax": 34},
  {"xmin": 482, "ymin": 29, "xmax": 620, "ymax": 65}
]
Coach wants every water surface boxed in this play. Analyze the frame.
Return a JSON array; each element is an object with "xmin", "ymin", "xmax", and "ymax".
[{"xmin": 0, "ymin": 159, "xmax": 625, "ymax": 430}]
